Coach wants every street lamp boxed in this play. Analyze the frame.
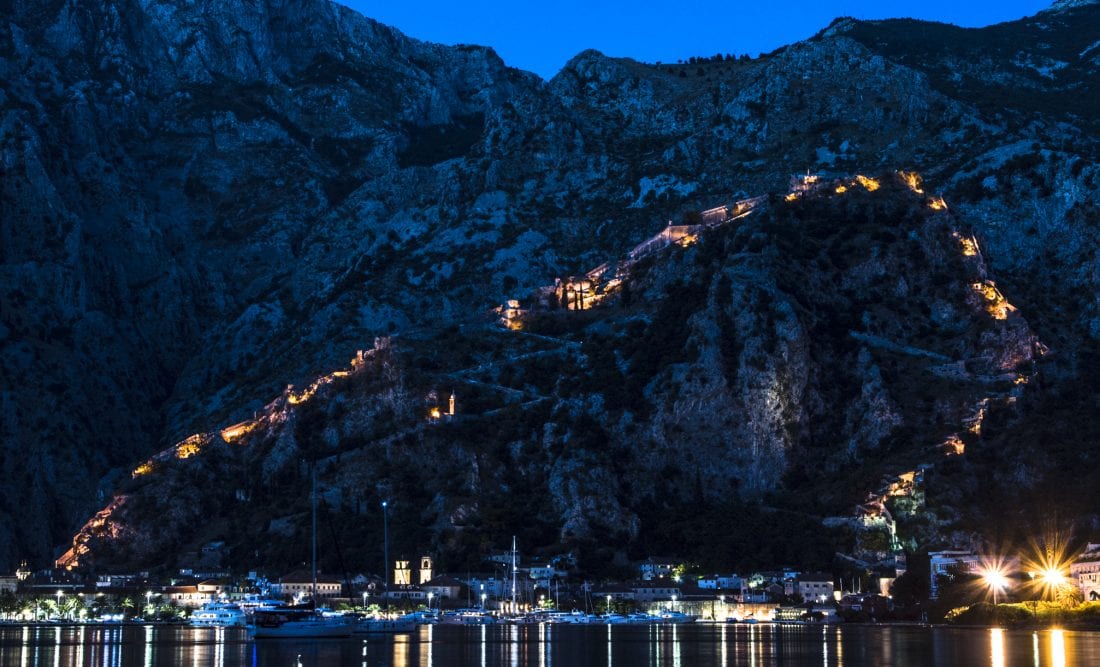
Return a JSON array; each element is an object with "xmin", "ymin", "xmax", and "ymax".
[
  {"xmin": 981, "ymin": 567, "xmax": 1009, "ymax": 606},
  {"xmin": 146, "ymin": 591, "xmax": 153, "ymax": 619},
  {"xmin": 427, "ymin": 592, "xmax": 434, "ymax": 612},
  {"xmin": 1039, "ymin": 567, "xmax": 1067, "ymax": 589},
  {"xmin": 55, "ymin": 590, "xmax": 63, "ymax": 621},
  {"xmin": 1024, "ymin": 544, "xmax": 1072, "ymax": 602},
  {"xmin": 606, "ymin": 595, "xmax": 612, "ymax": 615},
  {"xmin": 481, "ymin": 593, "xmax": 487, "ymax": 609},
  {"xmin": 362, "ymin": 591, "xmax": 368, "ymax": 610}
]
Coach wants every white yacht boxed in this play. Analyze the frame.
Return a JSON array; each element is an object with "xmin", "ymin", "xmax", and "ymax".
[
  {"xmin": 544, "ymin": 610, "xmax": 591, "ymax": 624},
  {"xmin": 439, "ymin": 609, "xmax": 496, "ymax": 625},
  {"xmin": 657, "ymin": 610, "xmax": 696, "ymax": 624},
  {"xmin": 238, "ymin": 593, "xmax": 284, "ymax": 613},
  {"xmin": 190, "ymin": 601, "xmax": 247, "ymax": 627}
]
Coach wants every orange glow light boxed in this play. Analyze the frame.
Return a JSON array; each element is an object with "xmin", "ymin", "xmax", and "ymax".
[
  {"xmin": 899, "ymin": 171, "xmax": 924, "ymax": 194},
  {"xmin": 855, "ymin": 175, "xmax": 880, "ymax": 192}
]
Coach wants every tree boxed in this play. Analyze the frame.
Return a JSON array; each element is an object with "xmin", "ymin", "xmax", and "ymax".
[
  {"xmin": 890, "ymin": 555, "xmax": 930, "ymax": 609},
  {"xmin": 0, "ymin": 592, "xmax": 18, "ymax": 620},
  {"xmin": 60, "ymin": 595, "xmax": 83, "ymax": 620},
  {"xmin": 929, "ymin": 564, "xmax": 980, "ymax": 621},
  {"xmin": 1055, "ymin": 584, "xmax": 1083, "ymax": 608}
]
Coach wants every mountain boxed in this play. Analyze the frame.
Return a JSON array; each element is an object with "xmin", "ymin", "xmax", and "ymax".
[
  {"xmin": 2, "ymin": 0, "xmax": 1099, "ymax": 572},
  {"xmin": 58, "ymin": 174, "xmax": 1049, "ymax": 575}
]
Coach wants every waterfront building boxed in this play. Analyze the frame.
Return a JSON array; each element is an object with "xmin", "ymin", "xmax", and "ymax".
[
  {"xmin": 421, "ymin": 575, "xmax": 464, "ymax": 602},
  {"xmin": 928, "ymin": 551, "xmax": 982, "ymax": 599},
  {"xmin": 1071, "ymin": 543, "xmax": 1100, "ymax": 602},
  {"xmin": 163, "ymin": 585, "xmax": 213, "ymax": 609},
  {"xmin": 631, "ymin": 578, "xmax": 681, "ymax": 602},
  {"xmin": 592, "ymin": 583, "xmax": 635, "ymax": 602},
  {"xmin": 638, "ymin": 557, "xmax": 679, "ymax": 581},
  {"xmin": 697, "ymin": 574, "xmax": 741, "ymax": 590},
  {"xmin": 271, "ymin": 571, "xmax": 342, "ymax": 600},
  {"xmin": 797, "ymin": 573, "xmax": 835, "ymax": 603}
]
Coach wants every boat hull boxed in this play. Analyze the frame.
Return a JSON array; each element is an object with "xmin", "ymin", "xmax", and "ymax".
[
  {"xmin": 248, "ymin": 620, "xmax": 353, "ymax": 638},
  {"xmin": 191, "ymin": 619, "xmax": 246, "ymax": 627},
  {"xmin": 354, "ymin": 619, "xmax": 416, "ymax": 634}
]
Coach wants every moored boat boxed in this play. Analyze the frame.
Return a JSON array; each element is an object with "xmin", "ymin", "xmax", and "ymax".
[
  {"xmin": 354, "ymin": 616, "xmax": 417, "ymax": 633},
  {"xmin": 248, "ymin": 607, "xmax": 353, "ymax": 638},
  {"xmin": 238, "ymin": 594, "xmax": 284, "ymax": 613},
  {"xmin": 544, "ymin": 610, "xmax": 589, "ymax": 624},
  {"xmin": 439, "ymin": 609, "xmax": 496, "ymax": 625},
  {"xmin": 247, "ymin": 469, "xmax": 352, "ymax": 639},
  {"xmin": 657, "ymin": 610, "xmax": 696, "ymax": 624},
  {"xmin": 190, "ymin": 601, "xmax": 246, "ymax": 627}
]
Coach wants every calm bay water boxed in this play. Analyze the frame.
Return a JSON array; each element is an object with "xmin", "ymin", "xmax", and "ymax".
[{"xmin": 0, "ymin": 623, "xmax": 1094, "ymax": 666}]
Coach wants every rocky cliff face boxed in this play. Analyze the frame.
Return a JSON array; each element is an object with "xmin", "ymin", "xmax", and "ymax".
[
  {"xmin": 58, "ymin": 175, "xmax": 1044, "ymax": 573},
  {"xmin": 2, "ymin": 0, "xmax": 1098, "ymax": 569}
]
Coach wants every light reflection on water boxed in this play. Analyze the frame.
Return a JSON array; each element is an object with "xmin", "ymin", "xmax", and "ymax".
[
  {"xmin": 991, "ymin": 627, "xmax": 1005, "ymax": 667},
  {"xmin": 1051, "ymin": 629, "xmax": 1066, "ymax": 667},
  {"xmin": 0, "ymin": 623, "xmax": 1096, "ymax": 666}
]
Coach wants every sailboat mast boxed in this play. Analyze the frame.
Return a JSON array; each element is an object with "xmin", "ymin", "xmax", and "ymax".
[
  {"xmin": 311, "ymin": 465, "xmax": 318, "ymax": 604},
  {"xmin": 382, "ymin": 500, "xmax": 389, "ymax": 612},
  {"xmin": 511, "ymin": 535, "xmax": 517, "ymax": 614}
]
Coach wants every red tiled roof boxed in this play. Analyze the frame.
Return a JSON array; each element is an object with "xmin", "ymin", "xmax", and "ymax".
[{"xmin": 279, "ymin": 570, "xmax": 343, "ymax": 584}]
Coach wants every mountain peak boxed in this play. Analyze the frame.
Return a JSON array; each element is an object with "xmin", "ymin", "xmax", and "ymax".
[
  {"xmin": 562, "ymin": 48, "xmax": 610, "ymax": 68},
  {"xmin": 1044, "ymin": 0, "xmax": 1100, "ymax": 12},
  {"xmin": 819, "ymin": 16, "xmax": 860, "ymax": 38}
]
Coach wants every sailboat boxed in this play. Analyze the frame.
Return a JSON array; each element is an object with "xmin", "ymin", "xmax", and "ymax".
[
  {"xmin": 353, "ymin": 498, "xmax": 414, "ymax": 634},
  {"xmin": 249, "ymin": 605, "xmax": 352, "ymax": 638},
  {"xmin": 248, "ymin": 467, "xmax": 353, "ymax": 639}
]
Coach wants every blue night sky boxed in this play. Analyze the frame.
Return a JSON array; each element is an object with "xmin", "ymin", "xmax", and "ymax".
[{"xmin": 342, "ymin": 0, "xmax": 1052, "ymax": 79}]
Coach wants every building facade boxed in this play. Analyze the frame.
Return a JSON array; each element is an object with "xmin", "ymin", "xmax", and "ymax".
[
  {"xmin": 1071, "ymin": 543, "xmax": 1100, "ymax": 602},
  {"xmin": 638, "ymin": 558, "xmax": 678, "ymax": 581},
  {"xmin": 272, "ymin": 571, "xmax": 342, "ymax": 599},
  {"xmin": 928, "ymin": 551, "xmax": 982, "ymax": 599},
  {"xmin": 797, "ymin": 574, "xmax": 835, "ymax": 603}
]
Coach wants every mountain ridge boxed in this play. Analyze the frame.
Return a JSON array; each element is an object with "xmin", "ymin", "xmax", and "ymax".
[{"xmin": 2, "ymin": 0, "xmax": 1099, "ymax": 569}]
